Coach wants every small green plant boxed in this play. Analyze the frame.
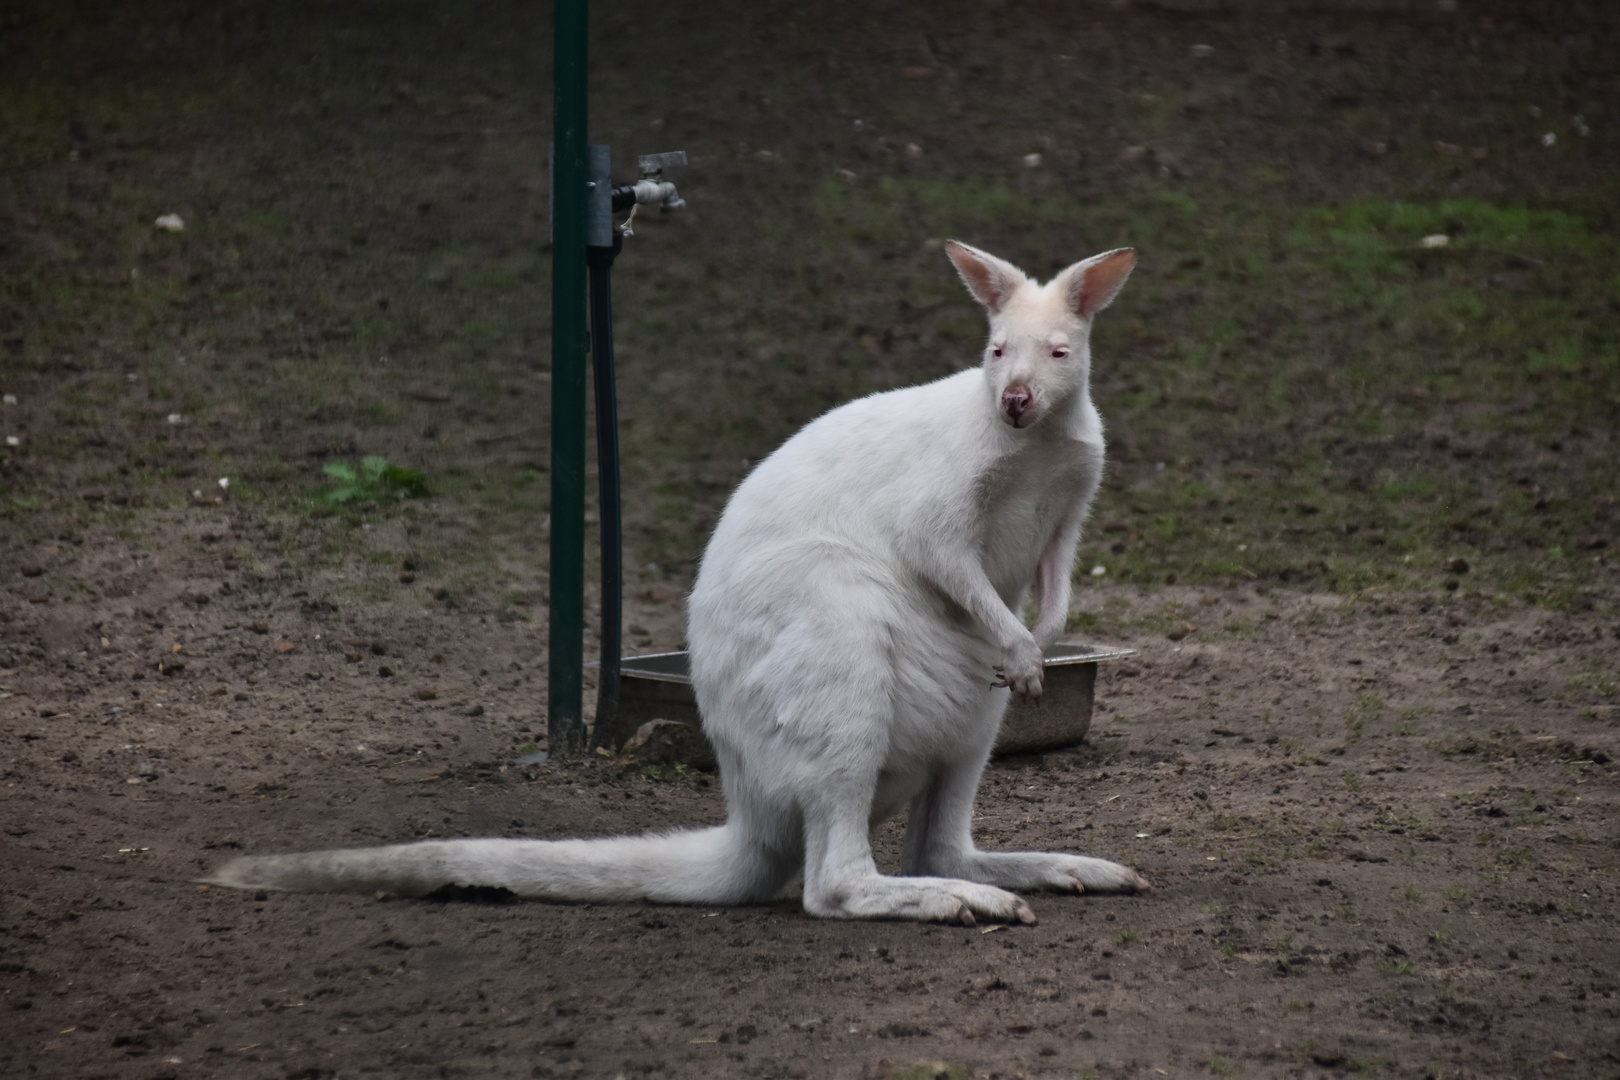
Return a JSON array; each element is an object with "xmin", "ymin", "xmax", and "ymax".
[
  {"xmin": 322, "ymin": 456, "xmax": 430, "ymax": 505},
  {"xmin": 1373, "ymin": 808, "xmax": 1422, "ymax": 832},
  {"xmin": 1497, "ymin": 846, "xmax": 1537, "ymax": 869},
  {"xmin": 1404, "ymin": 886, "xmax": 1424, "ymax": 904},
  {"xmin": 1208, "ymin": 1055, "xmax": 1244, "ymax": 1076},
  {"xmin": 883, "ymin": 1063, "xmax": 969, "ymax": 1080},
  {"xmin": 1344, "ymin": 692, "xmax": 1384, "ymax": 744},
  {"xmin": 1439, "ymin": 885, "xmax": 1472, "ymax": 903},
  {"xmin": 1114, "ymin": 927, "xmax": 1140, "ymax": 945}
]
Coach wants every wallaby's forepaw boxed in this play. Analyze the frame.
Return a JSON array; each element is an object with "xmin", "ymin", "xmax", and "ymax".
[{"xmin": 991, "ymin": 640, "xmax": 1045, "ymax": 702}]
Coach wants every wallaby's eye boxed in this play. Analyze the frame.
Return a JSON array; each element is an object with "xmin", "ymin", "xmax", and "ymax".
[
  {"xmin": 1052, "ymin": 347, "xmax": 1070, "ymax": 359},
  {"xmin": 992, "ymin": 346, "xmax": 1003, "ymax": 358}
]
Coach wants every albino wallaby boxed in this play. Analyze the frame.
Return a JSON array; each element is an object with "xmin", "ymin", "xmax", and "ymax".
[{"xmin": 207, "ymin": 241, "xmax": 1149, "ymax": 924}]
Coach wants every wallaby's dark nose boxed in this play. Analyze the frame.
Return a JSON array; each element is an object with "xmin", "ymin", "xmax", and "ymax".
[{"xmin": 1001, "ymin": 384, "xmax": 1033, "ymax": 425}]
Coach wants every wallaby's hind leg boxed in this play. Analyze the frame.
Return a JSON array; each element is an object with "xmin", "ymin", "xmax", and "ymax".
[
  {"xmin": 901, "ymin": 743, "xmax": 1151, "ymax": 894},
  {"xmin": 799, "ymin": 766, "xmax": 1036, "ymax": 925},
  {"xmin": 759, "ymin": 622, "xmax": 1037, "ymax": 924}
]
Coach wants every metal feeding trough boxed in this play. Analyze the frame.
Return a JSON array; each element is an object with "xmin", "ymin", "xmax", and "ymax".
[{"xmin": 605, "ymin": 642, "xmax": 1136, "ymax": 768}]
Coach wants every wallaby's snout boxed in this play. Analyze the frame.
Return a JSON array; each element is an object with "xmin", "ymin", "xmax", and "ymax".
[{"xmin": 1000, "ymin": 382, "xmax": 1035, "ymax": 427}]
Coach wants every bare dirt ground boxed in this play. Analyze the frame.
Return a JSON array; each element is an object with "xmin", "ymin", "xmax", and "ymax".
[{"xmin": 3, "ymin": 1, "xmax": 1619, "ymax": 1078}]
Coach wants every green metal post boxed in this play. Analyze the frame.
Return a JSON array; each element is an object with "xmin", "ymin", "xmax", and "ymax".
[{"xmin": 548, "ymin": 0, "xmax": 589, "ymax": 757}]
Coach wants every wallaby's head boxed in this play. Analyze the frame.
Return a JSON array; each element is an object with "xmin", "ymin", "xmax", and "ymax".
[{"xmin": 945, "ymin": 241, "xmax": 1136, "ymax": 429}]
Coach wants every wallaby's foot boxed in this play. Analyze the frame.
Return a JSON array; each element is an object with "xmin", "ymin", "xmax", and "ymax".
[
  {"xmin": 1024, "ymin": 854, "xmax": 1151, "ymax": 894},
  {"xmin": 805, "ymin": 875, "xmax": 1038, "ymax": 926},
  {"xmin": 927, "ymin": 851, "xmax": 1151, "ymax": 895}
]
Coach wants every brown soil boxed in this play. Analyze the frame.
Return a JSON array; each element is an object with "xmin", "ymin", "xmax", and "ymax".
[{"xmin": 3, "ymin": 2, "xmax": 1619, "ymax": 1079}]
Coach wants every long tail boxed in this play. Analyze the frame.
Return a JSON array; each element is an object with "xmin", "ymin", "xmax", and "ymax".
[{"xmin": 204, "ymin": 823, "xmax": 784, "ymax": 905}]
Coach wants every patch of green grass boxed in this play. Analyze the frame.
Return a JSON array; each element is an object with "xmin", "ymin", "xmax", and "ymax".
[
  {"xmin": 1208, "ymin": 1055, "xmax": 1244, "ymax": 1076},
  {"xmin": 1050, "ymin": 194, "xmax": 1617, "ymax": 603}
]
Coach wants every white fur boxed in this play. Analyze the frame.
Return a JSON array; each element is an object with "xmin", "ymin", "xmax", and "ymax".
[{"xmin": 206, "ymin": 242, "xmax": 1149, "ymax": 923}]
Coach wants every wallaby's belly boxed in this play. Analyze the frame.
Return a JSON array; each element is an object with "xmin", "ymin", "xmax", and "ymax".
[{"xmin": 691, "ymin": 530, "xmax": 1008, "ymax": 776}]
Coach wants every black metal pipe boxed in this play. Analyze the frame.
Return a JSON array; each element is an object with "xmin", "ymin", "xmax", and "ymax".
[
  {"xmin": 586, "ymin": 231, "xmax": 624, "ymax": 752},
  {"xmin": 546, "ymin": 0, "xmax": 590, "ymax": 759}
]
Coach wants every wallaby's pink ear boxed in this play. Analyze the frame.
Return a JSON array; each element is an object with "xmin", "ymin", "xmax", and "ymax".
[
  {"xmin": 1058, "ymin": 247, "xmax": 1137, "ymax": 318},
  {"xmin": 945, "ymin": 241, "xmax": 1028, "ymax": 314}
]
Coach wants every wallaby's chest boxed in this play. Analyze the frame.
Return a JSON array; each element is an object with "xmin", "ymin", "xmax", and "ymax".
[{"xmin": 974, "ymin": 438, "xmax": 1103, "ymax": 589}]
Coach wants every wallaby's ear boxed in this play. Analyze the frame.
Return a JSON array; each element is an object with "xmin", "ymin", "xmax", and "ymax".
[
  {"xmin": 1057, "ymin": 247, "xmax": 1137, "ymax": 319},
  {"xmin": 945, "ymin": 241, "xmax": 1029, "ymax": 314}
]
